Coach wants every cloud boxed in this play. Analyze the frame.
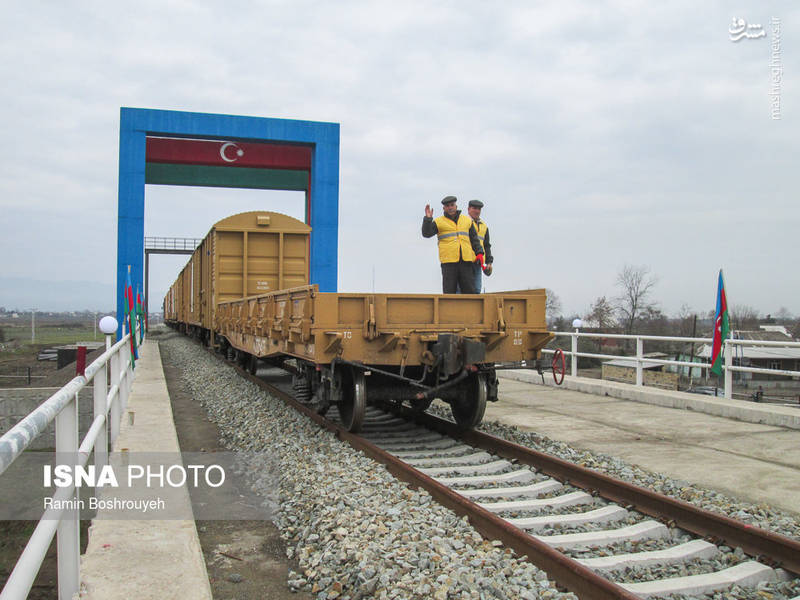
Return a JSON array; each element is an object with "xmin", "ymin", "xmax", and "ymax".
[{"xmin": 0, "ymin": 1, "xmax": 797, "ymax": 318}]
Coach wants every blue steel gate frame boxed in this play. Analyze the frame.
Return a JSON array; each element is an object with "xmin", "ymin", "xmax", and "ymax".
[{"xmin": 117, "ymin": 107, "xmax": 340, "ymax": 334}]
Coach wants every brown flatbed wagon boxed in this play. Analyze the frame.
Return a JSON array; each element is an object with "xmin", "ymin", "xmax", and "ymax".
[{"xmin": 165, "ymin": 211, "xmax": 554, "ymax": 431}]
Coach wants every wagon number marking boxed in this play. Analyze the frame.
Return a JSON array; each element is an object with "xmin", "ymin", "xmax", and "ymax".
[
  {"xmin": 343, "ymin": 331, "xmax": 352, "ymax": 339},
  {"xmin": 513, "ymin": 330, "xmax": 523, "ymax": 345}
]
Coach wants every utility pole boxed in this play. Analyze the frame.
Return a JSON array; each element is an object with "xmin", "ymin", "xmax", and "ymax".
[
  {"xmin": 688, "ymin": 314, "xmax": 697, "ymax": 382},
  {"xmin": 31, "ymin": 308, "xmax": 36, "ymax": 343}
]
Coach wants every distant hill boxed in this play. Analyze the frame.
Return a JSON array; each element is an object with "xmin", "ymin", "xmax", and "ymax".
[{"xmin": 0, "ymin": 277, "xmax": 114, "ymax": 312}]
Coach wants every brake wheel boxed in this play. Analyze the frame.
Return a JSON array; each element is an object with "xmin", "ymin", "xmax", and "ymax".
[{"xmin": 552, "ymin": 348, "xmax": 566, "ymax": 385}]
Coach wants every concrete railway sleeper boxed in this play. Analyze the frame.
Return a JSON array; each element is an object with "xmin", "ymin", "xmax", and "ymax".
[
  {"xmin": 219, "ymin": 354, "xmax": 800, "ymax": 600},
  {"xmin": 363, "ymin": 409, "xmax": 800, "ymax": 599}
]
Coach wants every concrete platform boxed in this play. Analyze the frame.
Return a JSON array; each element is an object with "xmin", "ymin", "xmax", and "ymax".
[
  {"xmin": 489, "ymin": 372, "xmax": 800, "ymax": 515},
  {"xmin": 78, "ymin": 340, "xmax": 212, "ymax": 599},
  {"xmin": 503, "ymin": 370, "xmax": 800, "ymax": 430}
]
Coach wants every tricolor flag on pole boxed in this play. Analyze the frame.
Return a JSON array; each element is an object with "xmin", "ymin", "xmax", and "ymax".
[
  {"xmin": 710, "ymin": 269, "xmax": 730, "ymax": 376},
  {"xmin": 125, "ymin": 266, "xmax": 138, "ymax": 366},
  {"xmin": 135, "ymin": 287, "xmax": 145, "ymax": 344}
]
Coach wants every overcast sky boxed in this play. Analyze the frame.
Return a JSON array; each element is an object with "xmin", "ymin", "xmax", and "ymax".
[{"xmin": 0, "ymin": 1, "xmax": 796, "ymax": 319}]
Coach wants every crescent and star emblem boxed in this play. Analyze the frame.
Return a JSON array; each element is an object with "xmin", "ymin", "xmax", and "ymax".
[{"xmin": 220, "ymin": 142, "xmax": 244, "ymax": 163}]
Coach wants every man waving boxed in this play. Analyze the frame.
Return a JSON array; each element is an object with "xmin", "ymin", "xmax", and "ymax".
[{"xmin": 421, "ymin": 196, "xmax": 485, "ymax": 294}]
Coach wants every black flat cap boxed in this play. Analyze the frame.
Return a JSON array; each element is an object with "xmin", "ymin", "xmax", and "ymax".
[
  {"xmin": 468, "ymin": 199, "xmax": 484, "ymax": 208},
  {"xmin": 441, "ymin": 196, "xmax": 457, "ymax": 205}
]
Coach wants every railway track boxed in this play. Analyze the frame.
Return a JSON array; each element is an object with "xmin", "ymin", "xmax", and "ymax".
[{"xmin": 233, "ymin": 360, "xmax": 800, "ymax": 600}]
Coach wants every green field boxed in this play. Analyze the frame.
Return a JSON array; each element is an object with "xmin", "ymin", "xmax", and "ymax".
[{"xmin": 1, "ymin": 323, "xmax": 102, "ymax": 350}]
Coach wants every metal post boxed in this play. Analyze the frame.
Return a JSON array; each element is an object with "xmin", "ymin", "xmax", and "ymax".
[
  {"xmin": 145, "ymin": 250, "xmax": 150, "ymax": 320},
  {"xmin": 110, "ymin": 349, "xmax": 121, "ymax": 445},
  {"xmin": 55, "ymin": 393, "xmax": 79, "ymax": 599},
  {"xmin": 636, "ymin": 337, "xmax": 643, "ymax": 386},
  {"xmin": 119, "ymin": 322, "xmax": 129, "ymax": 413},
  {"xmin": 93, "ymin": 351, "xmax": 108, "ymax": 469},
  {"xmin": 121, "ymin": 342, "xmax": 130, "ymax": 412},
  {"xmin": 571, "ymin": 331, "xmax": 578, "ymax": 377},
  {"xmin": 105, "ymin": 331, "xmax": 112, "ymax": 389},
  {"xmin": 724, "ymin": 339, "xmax": 733, "ymax": 399}
]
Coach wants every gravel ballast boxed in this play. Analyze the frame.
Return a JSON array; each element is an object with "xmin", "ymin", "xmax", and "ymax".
[
  {"xmin": 160, "ymin": 333, "xmax": 800, "ymax": 599},
  {"xmin": 160, "ymin": 335, "xmax": 576, "ymax": 600}
]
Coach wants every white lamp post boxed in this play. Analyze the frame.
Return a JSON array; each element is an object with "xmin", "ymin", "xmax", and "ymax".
[
  {"xmin": 570, "ymin": 318, "xmax": 582, "ymax": 377},
  {"xmin": 99, "ymin": 316, "xmax": 118, "ymax": 351}
]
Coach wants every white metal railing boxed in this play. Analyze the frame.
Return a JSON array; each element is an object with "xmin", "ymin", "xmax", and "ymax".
[
  {"xmin": 144, "ymin": 236, "xmax": 202, "ymax": 251},
  {"xmin": 0, "ymin": 325, "xmax": 141, "ymax": 600},
  {"xmin": 542, "ymin": 331, "xmax": 800, "ymax": 400}
]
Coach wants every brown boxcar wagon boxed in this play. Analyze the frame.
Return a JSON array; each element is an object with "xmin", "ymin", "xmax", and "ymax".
[
  {"xmin": 165, "ymin": 211, "xmax": 554, "ymax": 432},
  {"xmin": 163, "ymin": 211, "xmax": 310, "ymax": 341}
]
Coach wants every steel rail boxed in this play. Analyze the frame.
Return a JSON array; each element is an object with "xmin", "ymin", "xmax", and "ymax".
[
  {"xmin": 403, "ymin": 408, "xmax": 800, "ymax": 575},
  {"xmin": 232, "ymin": 364, "xmax": 640, "ymax": 600}
]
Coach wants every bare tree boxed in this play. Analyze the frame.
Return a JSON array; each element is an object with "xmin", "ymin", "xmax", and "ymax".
[
  {"xmin": 545, "ymin": 289, "xmax": 562, "ymax": 319},
  {"xmin": 637, "ymin": 306, "xmax": 670, "ymax": 339},
  {"xmin": 586, "ymin": 296, "xmax": 617, "ymax": 330},
  {"xmin": 730, "ymin": 304, "xmax": 760, "ymax": 331},
  {"xmin": 791, "ymin": 318, "xmax": 800, "ymax": 340},
  {"xmin": 615, "ymin": 264, "xmax": 658, "ymax": 335},
  {"xmin": 775, "ymin": 307, "xmax": 793, "ymax": 324},
  {"xmin": 675, "ymin": 303, "xmax": 695, "ymax": 337}
]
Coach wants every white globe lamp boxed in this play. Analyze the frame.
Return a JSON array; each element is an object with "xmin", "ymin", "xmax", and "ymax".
[{"xmin": 99, "ymin": 316, "xmax": 118, "ymax": 335}]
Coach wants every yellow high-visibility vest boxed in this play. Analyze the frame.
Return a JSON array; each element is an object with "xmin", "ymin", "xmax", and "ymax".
[
  {"xmin": 474, "ymin": 220, "xmax": 488, "ymax": 243},
  {"xmin": 434, "ymin": 214, "xmax": 477, "ymax": 263}
]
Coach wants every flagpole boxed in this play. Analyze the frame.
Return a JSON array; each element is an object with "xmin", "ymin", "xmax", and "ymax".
[{"xmin": 721, "ymin": 268, "xmax": 734, "ymax": 398}]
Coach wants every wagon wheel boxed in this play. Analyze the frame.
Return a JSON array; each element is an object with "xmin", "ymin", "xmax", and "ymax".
[
  {"xmin": 552, "ymin": 348, "xmax": 566, "ymax": 385},
  {"xmin": 451, "ymin": 372, "xmax": 487, "ymax": 430},
  {"xmin": 339, "ymin": 367, "xmax": 367, "ymax": 433}
]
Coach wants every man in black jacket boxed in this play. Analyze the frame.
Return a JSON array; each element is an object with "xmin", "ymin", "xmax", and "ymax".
[{"xmin": 465, "ymin": 199, "xmax": 493, "ymax": 292}]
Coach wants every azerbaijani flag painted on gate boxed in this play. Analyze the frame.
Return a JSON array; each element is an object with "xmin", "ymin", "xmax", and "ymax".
[{"xmin": 710, "ymin": 270, "xmax": 730, "ymax": 376}]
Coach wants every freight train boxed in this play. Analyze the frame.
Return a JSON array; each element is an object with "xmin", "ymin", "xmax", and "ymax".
[{"xmin": 164, "ymin": 211, "xmax": 553, "ymax": 432}]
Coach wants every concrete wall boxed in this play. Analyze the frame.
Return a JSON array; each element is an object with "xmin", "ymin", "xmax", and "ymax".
[
  {"xmin": 0, "ymin": 387, "xmax": 95, "ymax": 450},
  {"xmin": 601, "ymin": 365, "xmax": 678, "ymax": 390}
]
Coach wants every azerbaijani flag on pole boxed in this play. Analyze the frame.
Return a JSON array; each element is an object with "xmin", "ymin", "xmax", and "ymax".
[
  {"xmin": 710, "ymin": 269, "xmax": 730, "ymax": 376},
  {"xmin": 136, "ymin": 288, "xmax": 145, "ymax": 343},
  {"xmin": 125, "ymin": 266, "xmax": 138, "ymax": 366}
]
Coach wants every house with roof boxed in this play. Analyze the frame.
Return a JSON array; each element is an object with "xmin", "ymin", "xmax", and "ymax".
[
  {"xmin": 601, "ymin": 353, "xmax": 678, "ymax": 390},
  {"xmin": 695, "ymin": 326, "xmax": 800, "ymax": 382}
]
